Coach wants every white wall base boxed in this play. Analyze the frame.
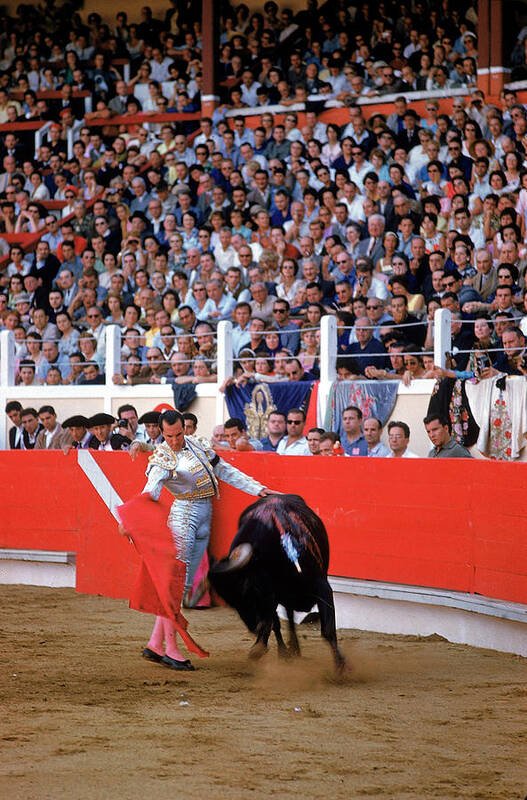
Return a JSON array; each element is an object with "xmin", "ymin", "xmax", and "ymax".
[
  {"xmin": 0, "ymin": 560, "xmax": 76, "ymax": 587},
  {"xmin": 330, "ymin": 578, "xmax": 527, "ymax": 658},
  {"xmin": 0, "ymin": 549, "xmax": 76, "ymax": 588},
  {"xmin": 334, "ymin": 592, "xmax": 527, "ymax": 657}
]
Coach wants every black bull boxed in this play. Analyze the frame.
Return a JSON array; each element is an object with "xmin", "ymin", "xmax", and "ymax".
[{"xmin": 209, "ymin": 494, "xmax": 346, "ymax": 671}]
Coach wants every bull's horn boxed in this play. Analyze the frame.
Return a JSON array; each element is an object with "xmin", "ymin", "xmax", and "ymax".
[{"xmin": 214, "ymin": 543, "xmax": 253, "ymax": 573}]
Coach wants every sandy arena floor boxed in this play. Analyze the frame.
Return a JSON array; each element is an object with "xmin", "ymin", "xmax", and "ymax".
[{"xmin": 1, "ymin": 585, "xmax": 526, "ymax": 800}]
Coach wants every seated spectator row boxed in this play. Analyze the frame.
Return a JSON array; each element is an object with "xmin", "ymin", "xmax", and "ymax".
[{"xmin": 5, "ymin": 400, "xmax": 471, "ymax": 460}]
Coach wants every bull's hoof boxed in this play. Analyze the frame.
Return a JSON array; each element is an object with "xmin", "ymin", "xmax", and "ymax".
[
  {"xmin": 249, "ymin": 641, "xmax": 268, "ymax": 660},
  {"xmin": 277, "ymin": 644, "xmax": 290, "ymax": 659},
  {"xmin": 335, "ymin": 657, "xmax": 352, "ymax": 677},
  {"xmin": 287, "ymin": 642, "xmax": 301, "ymax": 657}
]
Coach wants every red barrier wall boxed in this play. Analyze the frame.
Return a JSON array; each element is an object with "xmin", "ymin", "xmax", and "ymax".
[{"xmin": 0, "ymin": 452, "xmax": 526, "ymax": 606}]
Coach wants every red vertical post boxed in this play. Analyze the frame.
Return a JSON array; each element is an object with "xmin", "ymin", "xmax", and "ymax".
[
  {"xmin": 489, "ymin": 0, "xmax": 510, "ymax": 96},
  {"xmin": 201, "ymin": 0, "xmax": 219, "ymax": 118},
  {"xmin": 477, "ymin": 0, "xmax": 491, "ymax": 95}
]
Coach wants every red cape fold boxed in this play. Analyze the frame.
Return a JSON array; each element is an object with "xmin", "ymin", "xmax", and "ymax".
[{"xmin": 117, "ymin": 492, "xmax": 209, "ymax": 658}]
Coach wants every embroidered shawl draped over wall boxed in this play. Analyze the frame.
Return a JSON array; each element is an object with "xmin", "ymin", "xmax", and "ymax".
[
  {"xmin": 324, "ymin": 380, "xmax": 399, "ymax": 439},
  {"xmin": 465, "ymin": 375, "xmax": 527, "ymax": 460}
]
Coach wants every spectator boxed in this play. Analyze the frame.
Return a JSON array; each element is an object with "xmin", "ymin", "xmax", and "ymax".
[
  {"xmin": 20, "ymin": 407, "xmax": 44, "ymax": 450},
  {"xmin": 272, "ymin": 299, "xmax": 300, "ymax": 354},
  {"xmin": 346, "ymin": 317, "xmax": 387, "ymax": 375},
  {"xmin": 88, "ymin": 413, "xmax": 129, "ymax": 451},
  {"xmin": 62, "ymin": 415, "xmax": 92, "ymax": 450},
  {"xmin": 387, "ymin": 421, "xmax": 419, "ymax": 458},
  {"xmin": 260, "ymin": 411, "xmax": 286, "ymax": 452},
  {"xmin": 340, "ymin": 406, "xmax": 369, "ymax": 457},
  {"xmin": 319, "ymin": 432, "xmax": 341, "ymax": 456},
  {"xmin": 35, "ymin": 405, "xmax": 71, "ymax": 449},
  {"xmin": 424, "ymin": 413, "xmax": 472, "ymax": 458},
  {"xmin": 222, "ymin": 417, "xmax": 263, "ymax": 451},
  {"xmin": 5, "ymin": 400, "xmax": 23, "ymax": 449},
  {"xmin": 307, "ymin": 427, "xmax": 324, "ymax": 455},
  {"xmin": 276, "ymin": 408, "xmax": 310, "ymax": 455},
  {"xmin": 363, "ymin": 417, "xmax": 391, "ymax": 458},
  {"xmin": 37, "ymin": 340, "xmax": 71, "ymax": 383}
]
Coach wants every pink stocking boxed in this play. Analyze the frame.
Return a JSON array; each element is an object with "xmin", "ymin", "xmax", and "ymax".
[
  {"xmin": 146, "ymin": 615, "xmax": 165, "ymax": 655},
  {"xmin": 162, "ymin": 617, "xmax": 185, "ymax": 660}
]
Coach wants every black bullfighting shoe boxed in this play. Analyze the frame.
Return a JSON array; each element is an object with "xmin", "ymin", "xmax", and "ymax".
[
  {"xmin": 161, "ymin": 655, "xmax": 196, "ymax": 671},
  {"xmin": 142, "ymin": 647, "xmax": 164, "ymax": 663}
]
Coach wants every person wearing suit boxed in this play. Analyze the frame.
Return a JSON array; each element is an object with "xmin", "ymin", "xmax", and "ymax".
[
  {"xmin": 0, "ymin": 154, "xmax": 17, "ymax": 193},
  {"xmin": 20, "ymin": 407, "xmax": 44, "ymax": 450},
  {"xmin": 247, "ymin": 170, "xmax": 272, "ymax": 210},
  {"xmin": 62, "ymin": 415, "xmax": 92, "ymax": 450},
  {"xmin": 396, "ymin": 110, "xmax": 421, "ymax": 152},
  {"xmin": 87, "ymin": 413, "xmax": 130, "ymax": 451},
  {"xmin": 354, "ymin": 215, "xmax": 386, "ymax": 266},
  {"xmin": 108, "ymin": 80, "xmax": 134, "ymax": 115},
  {"xmin": 30, "ymin": 241, "xmax": 61, "ymax": 293},
  {"xmin": 472, "ymin": 250, "xmax": 498, "ymax": 301},
  {"xmin": 377, "ymin": 186, "xmax": 397, "ymax": 233},
  {"xmin": 6, "ymin": 400, "xmax": 23, "ymax": 449},
  {"xmin": 35, "ymin": 406, "xmax": 72, "ymax": 450}
]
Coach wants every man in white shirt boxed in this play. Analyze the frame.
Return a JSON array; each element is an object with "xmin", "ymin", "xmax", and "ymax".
[
  {"xmin": 149, "ymin": 48, "xmax": 173, "ymax": 82},
  {"xmin": 363, "ymin": 417, "xmax": 391, "ymax": 457},
  {"xmin": 85, "ymin": 306, "xmax": 107, "ymax": 360},
  {"xmin": 387, "ymin": 420, "xmax": 419, "ymax": 458},
  {"xmin": 231, "ymin": 302, "xmax": 252, "ymax": 356},
  {"xmin": 240, "ymin": 70, "xmax": 261, "ymax": 107},
  {"xmin": 214, "ymin": 227, "xmax": 239, "ymax": 272},
  {"xmin": 276, "ymin": 408, "xmax": 310, "ymax": 455},
  {"xmin": 348, "ymin": 146, "xmax": 374, "ymax": 190}
]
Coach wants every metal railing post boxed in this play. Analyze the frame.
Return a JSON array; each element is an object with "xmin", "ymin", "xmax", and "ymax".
[
  {"xmin": 0, "ymin": 329, "xmax": 15, "ymax": 387},
  {"xmin": 433, "ymin": 309, "xmax": 452, "ymax": 368},
  {"xmin": 320, "ymin": 314, "xmax": 337, "ymax": 383},
  {"xmin": 34, "ymin": 121, "xmax": 51, "ymax": 159},
  {"xmin": 216, "ymin": 320, "xmax": 233, "ymax": 425},
  {"xmin": 67, "ymin": 127, "xmax": 74, "ymax": 159},
  {"xmin": 318, "ymin": 315, "xmax": 337, "ymax": 425},
  {"xmin": 105, "ymin": 324, "xmax": 121, "ymax": 388}
]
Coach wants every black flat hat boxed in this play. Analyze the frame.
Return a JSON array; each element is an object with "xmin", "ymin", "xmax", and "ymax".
[
  {"xmin": 63, "ymin": 415, "xmax": 90, "ymax": 428},
  {"xmin": 87, "ymin": 413, "xmax": 115, "ymax": 426},
  {"xmin": 138, "ymin": 411, "xmax": 161, "ymax": 424}
]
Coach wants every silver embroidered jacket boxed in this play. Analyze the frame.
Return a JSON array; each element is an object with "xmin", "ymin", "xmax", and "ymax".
[{"xmin": 143, "ymin": 436, "xmax": 265, "ymax": 501}]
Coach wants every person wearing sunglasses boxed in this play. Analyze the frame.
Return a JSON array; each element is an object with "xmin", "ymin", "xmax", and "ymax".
[{"xmin": 276, "ymin": 407, "xmax": 310, "ymax": 455}]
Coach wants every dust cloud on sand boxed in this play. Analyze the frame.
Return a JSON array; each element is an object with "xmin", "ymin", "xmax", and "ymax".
[{"xmin": 1, "ymin": 586, "xmax": 526, "ymax": 800}]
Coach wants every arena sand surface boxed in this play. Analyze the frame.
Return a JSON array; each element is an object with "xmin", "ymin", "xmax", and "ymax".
[{"xmin": 1, "ymin": 586, "xmax": 526, "ymax": 800}]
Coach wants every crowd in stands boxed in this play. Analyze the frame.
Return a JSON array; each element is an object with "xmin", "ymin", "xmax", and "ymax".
[
  {"xmin": 5, "ymin": 399, "xmax": 469, "ymax": 459},
  {"xmin": 0, "ymin": 1, "xmax": 526, "ymax": 415}
]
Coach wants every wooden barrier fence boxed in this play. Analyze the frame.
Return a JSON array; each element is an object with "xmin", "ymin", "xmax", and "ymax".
[{"xmin": 0, "ymin": 450, "xmax": 526, "ymax": 607}]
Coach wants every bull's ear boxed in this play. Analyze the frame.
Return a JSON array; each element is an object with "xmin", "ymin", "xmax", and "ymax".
[{"xmin": 212, "ymin": 543, "xmax": 253, "ymax": 573}]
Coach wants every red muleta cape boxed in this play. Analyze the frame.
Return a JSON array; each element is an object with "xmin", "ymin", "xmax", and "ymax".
[{"xmin": 117, "ymin": 492, "xmax": 209, "ymax": 658}]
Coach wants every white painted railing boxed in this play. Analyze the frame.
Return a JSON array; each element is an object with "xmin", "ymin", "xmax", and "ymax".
[{"xmin": 0, "ymin": 317, "xmax": 453, "ymax": 447}]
